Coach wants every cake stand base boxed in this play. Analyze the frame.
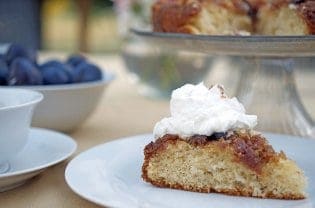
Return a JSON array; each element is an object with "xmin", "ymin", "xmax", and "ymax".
[{"xmin": 236, "ymin": 57, "xmax": 315, "ymax": 138}]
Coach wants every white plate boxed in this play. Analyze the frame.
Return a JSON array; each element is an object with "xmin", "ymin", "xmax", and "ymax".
[
  {"xmin": 0, "ymin": 128, "xmax": 77, "ymax": 192},
  {"xmin": 65, "ymin": 133, "xmax": 315, "ymax": 208}
]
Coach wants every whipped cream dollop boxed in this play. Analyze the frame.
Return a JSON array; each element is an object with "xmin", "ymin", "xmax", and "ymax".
[{"xmin": 153, "ymin": 83, "xmax": 257, "ymax": 139}]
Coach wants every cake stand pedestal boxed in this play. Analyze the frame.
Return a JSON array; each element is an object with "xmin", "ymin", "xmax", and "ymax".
[{"xmin": 235, "ymin": 57, "xmax": 314, "ymax": 137}]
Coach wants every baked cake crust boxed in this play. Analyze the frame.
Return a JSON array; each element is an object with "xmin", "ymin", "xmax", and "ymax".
[
  {"xmin": 152, "ymin": 0, "xmax": 315, "ymax": 35},
  {"xmin": 295, "ymin": 1, "xmax": 315, "ymax": 34},
  {"xmin": 152, "ymin": 0, "xmax": 203, "ymax": 33},
  {"xmin": 142, "ymin": 131, "xmax": 306, "ymax": 199},
  {"xmin": 256, "ymin": 0, "xmax": 315, "ymax": 34},
  {"xmin": 152, "ymin": 0, "xmax": 253, "ymax": 34}
]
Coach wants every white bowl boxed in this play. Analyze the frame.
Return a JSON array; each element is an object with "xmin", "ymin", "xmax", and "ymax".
[
  {"xmin": 10, "ymin": 73, "xmax": 114, "ymax": 133},
  {"xmin": 0, "ymin": 88, "xmax": 43, "ymax": 172}
]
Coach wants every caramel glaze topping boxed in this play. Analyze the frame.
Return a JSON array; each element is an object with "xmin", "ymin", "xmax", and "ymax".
[
  {"xmin": 268, "ymin": 0, "xmax": 315, "ymax": 34},
  {"xmin": 296, "ymin": 1, "xmax": 315, "ymax": 34},
  {"xmin": 145, "ymin": 131, "xmax": 286, "ymax": 174},
  {"xmin": 152, "ymin": 0, "xmax": 202, "ymax": 33},
  {"xmin": 227, "ymin": 131, "xmax": 285, "ymax": 174},
  {"xmin": 152, "ymin": 0, "xmax": 255, "ymax": 33}
]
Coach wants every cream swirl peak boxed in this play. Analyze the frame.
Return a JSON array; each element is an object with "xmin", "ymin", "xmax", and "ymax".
[{"xmin": 153, "ymin": 83, "xmax": 257, "ymax": 139}]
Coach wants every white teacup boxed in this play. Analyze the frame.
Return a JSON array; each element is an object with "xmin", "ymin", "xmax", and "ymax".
[{"xmin": 0, "ymin": 88, "xmax": 43, "ymax": 173}]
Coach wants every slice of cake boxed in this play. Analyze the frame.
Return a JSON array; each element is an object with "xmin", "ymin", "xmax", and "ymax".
[
  {"xmin": 256, "ymin": 0, "xmax": 315, "ymax": 35},
  {"xmin": 151, "ymin": 0, "xmax": 315, "ymax": 35},
  {"xmin": 142, "ymin": 83, "xmax": 307, "ymax": 199},
  {"xmin": 152, "ymin": 0, "xmax": 253, "ymax": 35}
]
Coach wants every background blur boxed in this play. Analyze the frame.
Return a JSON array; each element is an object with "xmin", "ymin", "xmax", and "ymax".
[
  {"xmin": 0, "ymin": 0, "xmax": 122, "ymax": 53},
  {"xmin": 0, "ymin": 0, "xmax": 314, "ymax": 136},
  {"xmin": 42, "ymin": 0, "xmax": 119, "ymax": 53}
]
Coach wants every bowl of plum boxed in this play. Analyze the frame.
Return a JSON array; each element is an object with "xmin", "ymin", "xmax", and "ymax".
[{"xmin": 0, "ymin": 44, "xmax": 115, "ymax": 132}]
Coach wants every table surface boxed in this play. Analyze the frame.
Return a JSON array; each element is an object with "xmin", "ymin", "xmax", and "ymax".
[{"xmin": 1, "ymin": 54, "xmax": 314, "ymax": 208}]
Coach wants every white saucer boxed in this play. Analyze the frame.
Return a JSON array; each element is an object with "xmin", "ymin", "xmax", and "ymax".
[
  {"xmin": 0, "ymin": 128, "xmax": 77, "ymax": 192},
  {"xmin": 65, "ymin": 133, "xmax": 315, "ymax": 208}
]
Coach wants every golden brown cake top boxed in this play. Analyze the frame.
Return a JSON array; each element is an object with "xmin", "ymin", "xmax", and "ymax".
[
  {"xmin": 246, "ymin": 0, "xmax": 268, "ymax": 9},
  {"xmin": 152, "ymin": 0, "xmax": 202, "ymax": 33},
  {"xmin": 296, "ymin": 1, "xmax": 315, "ymax": 34},
  {"xmin": 261, "ymin": 0, "xmax": 315, "ymax": 34},
  {"xmin": 145, "ymin": 131, "xmax": 286, "ymax": 174},
  {"xmin": 152, "ymin": 0, "xmax": 253, "ymax": 33}
]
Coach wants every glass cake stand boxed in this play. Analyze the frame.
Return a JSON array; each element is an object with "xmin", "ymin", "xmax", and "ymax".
[{"xmin": 132, "ymin": 29, "xmax": 315, "ymax": 138}]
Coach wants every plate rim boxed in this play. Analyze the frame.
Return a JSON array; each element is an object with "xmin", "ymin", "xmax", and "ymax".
[
  {"xmin": 0, "ymin": 127, "xmax": 77, "ymax": 179},
  {"xmin": 65, "ymin": 132, "xmax": 314, "ymax": 208},
  {"xmin": 0, "ymin": 72, "xmax": 115, "ymax": 91},
  {"xmin": 132, "ymin": 28, "xmax": 315, "ymax": 42},
  {"xmin": 65, "ymin": 133, "xmax": 151, "ymax": 208}
]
